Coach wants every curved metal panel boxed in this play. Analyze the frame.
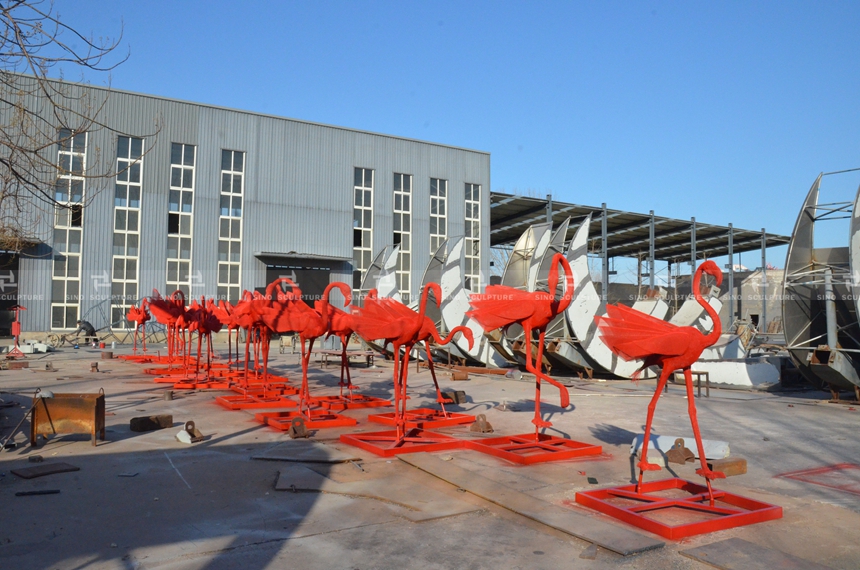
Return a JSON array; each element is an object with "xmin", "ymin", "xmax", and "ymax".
[
  {"xmin": 436, "ymin": 237, "xmax": 509, "ymax": 367},
  {"xmin": 358, "ymin": 245, "xmax": 401, "ymax": 304}
]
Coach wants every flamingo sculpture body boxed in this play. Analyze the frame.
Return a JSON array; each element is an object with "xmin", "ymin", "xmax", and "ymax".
[
  {"xmin": 467, "ymin": 252, "xmax": 573, "ymax": 436},
  {"xmin": 126, "ymin": 299, "xmax": 151, "ymax": 354},
  {"xmin": 595, "ymin": 260, "xmax": 725, "ymax": 495}
]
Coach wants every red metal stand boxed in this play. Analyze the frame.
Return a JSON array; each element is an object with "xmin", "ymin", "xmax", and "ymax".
[
  {"xmin": 312, "ymin": 393, "xmax": 392, "ymax": 411},
  {"xmin": 254, "ymin": 409, "xmax": 357, "ymax": 430},
  {"xmin": 574, "ymin": 478, "xmax": 782, "ymax": 540},
  {"xmin": 368, "ymin": 407, "xmax": 475, "ymax": 429},
  {"xmin": 339, "ymin": 428, "xmax": 464, "ymax": 457},
  {"xmin": 6, "ymin": 305, "xmax": 26, "ymax": 359},
  {"xmin": 466, "ymin": 433, "xmax": 602, "ymax": 465}
]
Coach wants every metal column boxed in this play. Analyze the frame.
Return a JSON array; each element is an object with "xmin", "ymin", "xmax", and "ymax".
[
  {"xmin": 728, "ymin": 224, "xmax": 734, "ymax": 322},
  {"xmin": 761, "ymin": 228, "xmax": 767, "ymax": 332},
  {"xmin": 690, "ymin": 217, "xmax": 696, "ymax": 268},
  {"xmin": 824, "ymin": 268, "xmax": 838, "ymax": 348},
  {"xmin": 602, "ymin": 203, "xmax": 608, "ymax": 302},
  {"xmin": 546, "ymin": 194, "xmax": 553, "ymax": 224},
  {"xmin": 649, "ymin": 210, "xmax": 655, "ymax": 290}
]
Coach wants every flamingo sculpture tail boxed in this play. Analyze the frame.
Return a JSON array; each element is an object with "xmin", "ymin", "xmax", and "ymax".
[{"xmin": 596, "ymin": 259, "xmax": 725, "ymax": 499}]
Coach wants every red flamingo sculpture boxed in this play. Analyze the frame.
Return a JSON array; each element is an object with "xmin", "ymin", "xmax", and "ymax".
[
  {"xmin": 352, "ymin": 284, "xmax": 472, "ymax": 441},
  {"xmin": 209, "ymin": 299, "xmax": 241, "ymax": 365},
  {"xmin": 233, "ymin": 289, "xmax": 278, "ymax": 384},
  {"xmin": 467, "ymin": 252, "xmax": 573, "ymax": 437},
  {"xmin": 315, "ymin": 293, "xmax": 359, "ymax": 398},
  {"xmin": 148, "ymin": 290, "xmax": 187, "ymax": 364},
  {"xmin": 262, "ymin": 279, "xmax": 350, "ymax": 413},
  {"xmin": 186, "ymin": 297, "xmax": 223, "ymax": 373},
  {"xmin": 595, "ymin": 260, "xmax": 725, "ymax": 495},
  {"xmin": 126, "ymin": 298, "xmax": 151, "ymax": 354}
]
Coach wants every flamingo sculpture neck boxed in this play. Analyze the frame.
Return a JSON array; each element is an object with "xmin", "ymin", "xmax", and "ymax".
[
  {"xmin": 693, "ymin": 262, "xmax": 722, "ymax": 346},
  {"xmin": 547, "ymin": 254, "xmax": 574, "ymax": 316}
]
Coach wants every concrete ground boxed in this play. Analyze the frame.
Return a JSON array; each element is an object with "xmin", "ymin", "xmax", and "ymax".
[{"xmin": 1, "ymin": 343, "xmax": 859, "ymax": 569}]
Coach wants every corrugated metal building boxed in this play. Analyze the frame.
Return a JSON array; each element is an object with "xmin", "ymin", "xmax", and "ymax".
[{"xmin": 10, "ymin": 77, "xmax": 490, "ymax": 332}]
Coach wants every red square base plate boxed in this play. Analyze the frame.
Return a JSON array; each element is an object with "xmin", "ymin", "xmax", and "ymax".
[
  {"xmin": 466, "ymin": 433, "xmax": 602, "ymax": 465},
  {"xmin": 368, "ymin": 408, "xmax": 475, "ymax": 428},
  {"xmin": 314, "ymin": 394, "xmax": 392, "ymax": 411},
  {"xmin": 215, "ymin": 394, "xmax": 298, "ymax": 410},
  {"xmin": 339, "ymin": 428, "xmax": 464, "ymax": 457},
  {"xmin": 255, "ymin": 409, "xmax": 357, "ymax": 430},
  {"xmin": 574, "ymin": 478, "xmax": 782, "ymax": 540}
]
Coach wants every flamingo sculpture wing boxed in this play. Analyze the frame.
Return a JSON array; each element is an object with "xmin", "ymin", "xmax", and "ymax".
[
  {"xmin": 467, "ymin": 252, "xmax": 573, "ymax": 436},
  {"xmin": 595, "ymin": 259, "xmax": 725, "ymax": 497}
]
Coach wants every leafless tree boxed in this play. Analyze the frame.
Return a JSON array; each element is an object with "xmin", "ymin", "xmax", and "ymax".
[{"xmin": 0, "ymin": 0, "xmax": 156, "ymax": 252}]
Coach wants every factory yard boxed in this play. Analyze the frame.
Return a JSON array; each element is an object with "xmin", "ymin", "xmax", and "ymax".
[{"xmin": 1, "ymin": 345, "xmax": 860, "ymax": 570}]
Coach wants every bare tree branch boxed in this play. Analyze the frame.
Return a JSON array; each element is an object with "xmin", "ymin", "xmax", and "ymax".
[{"xmin": 0, "ymin": 0, "xmax": 158, "ymax": 252}]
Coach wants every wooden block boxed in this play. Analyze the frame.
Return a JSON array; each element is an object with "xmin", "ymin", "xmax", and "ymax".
[
  {"xmin": 708, "ymin": 456, "xmax": 747, "ymax": 477},
  {"xmin": 11, "ymin": 462, "xmax": 80, "ymax": 479},
  {"xmin": 7, "ymin": 361, "xmax": 29, "ymax": 369},
  {"xmin": 130, "ymin": 414, "xmax": 173, "ymax": 432},
  {"xmin": 101, "ymin": 351, "xmax": 113, "ymax": 359},
  {"xmin": 451, "ymin": 370, "xmax": 469, "ymax": 381},
  {"xmin": 441, "ymin": 390, "xmax": 466, "ymax": 404}
]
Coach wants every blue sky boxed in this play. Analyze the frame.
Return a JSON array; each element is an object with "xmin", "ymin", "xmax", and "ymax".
[{"xmin": 56, "ymin": 1, "xmax": 860, "ymax": 273}]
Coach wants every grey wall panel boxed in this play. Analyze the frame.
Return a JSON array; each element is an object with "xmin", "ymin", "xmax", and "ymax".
[{"xmin": 19, "ymin": 248, "xmax": 52, "ymax": 331}]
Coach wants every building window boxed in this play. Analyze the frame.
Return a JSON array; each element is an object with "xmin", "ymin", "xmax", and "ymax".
[
  {"xmin": 465, "ymin": 182, "xmax": 481, "ymax": 292},
  {"xmin": 217, "ymin": 149, "xmax": 244, "ymax": 302},
  {"xmin": 353, "ymin": 167, "xmax": 373, "ymax": 290},
  {"xmin": 51, "ymin": 129, "xmax": 86, "ymax": 329},
  {"xmin": 111, "ymin": 136, "xmax": 144, "ymax": 325},
  {"xmin": 430, "ymin": 178, "xmax": 447, "ymax": 254},
  {"xmin": 166, "ymin": 143, "xmax": 195, "ymax": 296},
  {"xmin": 393, "ymin": 173, "xmax": 412, "ymax": 300}
]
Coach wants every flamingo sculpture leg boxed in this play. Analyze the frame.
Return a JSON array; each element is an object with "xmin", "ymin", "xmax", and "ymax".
[
  {"xmin": 595, "ymin": 259, "xmax": 726, "ymax": 501},
  {"xmin": 468, "ymin": 253, "xmax": 573, "ymax": 438}
]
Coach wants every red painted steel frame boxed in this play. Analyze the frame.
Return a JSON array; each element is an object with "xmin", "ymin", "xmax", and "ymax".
[
  {"xmin": 312, "ymin": 394, "xmax": 392, "ymax": 411},
  {"xmin": 466, "ymin": 433, "xmax": 602, "ymax": 465},
  {"xmin": 368, "ymin": 408, "xmax": 475, "ymax": 429},
  {"xmin": 229, "ymin": 383, "xmax": 298, "ymax": 396},
  {"xmin": 215, "ymin": 394, "xmax": 298, "ymax": 410},
  {"xmin": 173, "ymin": 379, "xmax": 233, "ymax": 390},
  {"xmin": 254, "ymin": 410, "xmax": 357, "ymax": 430},
  {"xmin": 574, "ymin": 478, "xmax": 782, "ymax": 540},
  {"xmin": 339, "ymin": 428, "xmax": 464, "ymax": 457}
]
